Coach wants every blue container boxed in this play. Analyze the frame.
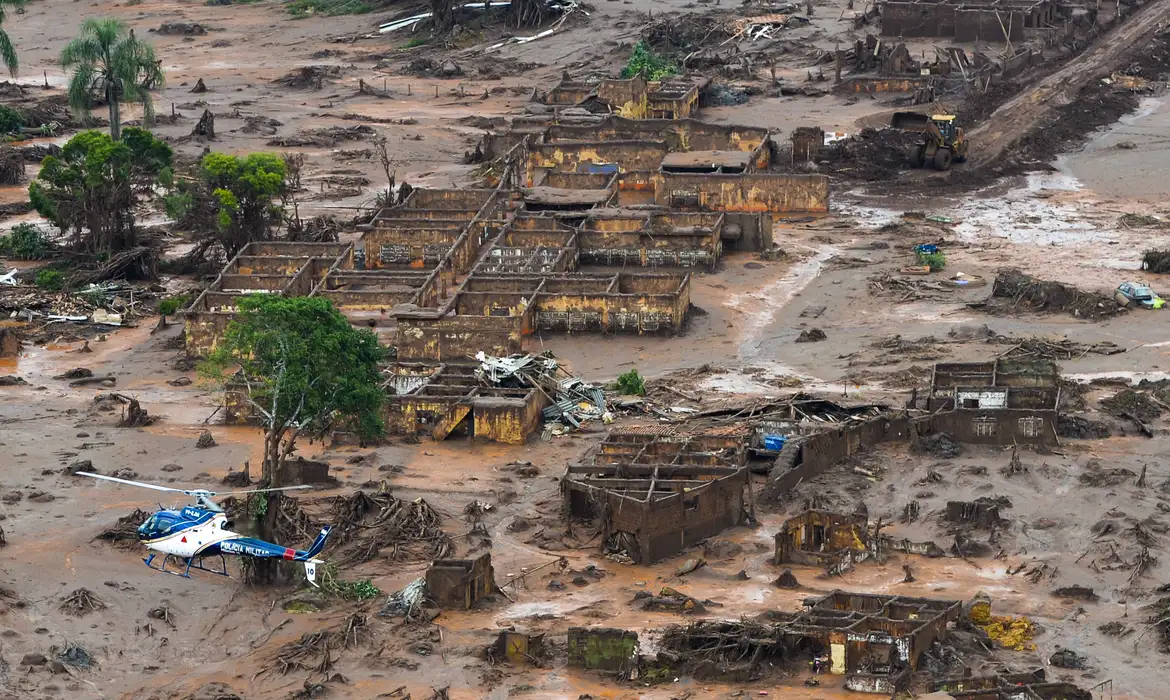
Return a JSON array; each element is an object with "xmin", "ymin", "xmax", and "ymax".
[{"xmin": 763, "ymin": 435, "xmax": 787, "ymax": 452}]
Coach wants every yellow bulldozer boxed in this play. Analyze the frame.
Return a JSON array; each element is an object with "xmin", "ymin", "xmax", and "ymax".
[{"xmin": 891, "ymin": 112, "xmax": 969, "ymax": 171}]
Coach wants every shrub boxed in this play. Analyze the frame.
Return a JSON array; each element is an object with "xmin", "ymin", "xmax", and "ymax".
[
  {"xmin": 35, "ymin": 268, "xmax": 64, "ymax": 290},
  {"xmin": 0, "ymin": 223, "xmax": 51, "ymax": 259},
  {"xmin": 621, "ymin": 40, "xmax": 678, "ymax": 81},
  {"xmin": 615, "ymin": 368, "xmax": 646, "ymax": 396},
  {"xmin": 917, "ymin": 251, "xmax": 946, "ymax": 271},
  {"xmin": 158, "ymin": 295, "xmax": 190, "ymax": 316},
  {"xmin": 0, "ymin": 105, "xmax": 23, "ymax": 135}
]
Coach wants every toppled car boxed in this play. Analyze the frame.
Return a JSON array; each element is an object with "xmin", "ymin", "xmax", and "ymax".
[{"xmin": 1116, "ymin": 282, "xmax": 1164, "ymax": 309}]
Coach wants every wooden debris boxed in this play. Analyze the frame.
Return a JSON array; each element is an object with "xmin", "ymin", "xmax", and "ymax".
[{"xmin": 59, "ymin": 587, "xmax": 107, "ymax": 617}]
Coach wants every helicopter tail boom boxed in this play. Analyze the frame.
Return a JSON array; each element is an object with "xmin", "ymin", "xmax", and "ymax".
[{"xmin": 303, "ymin": 526, "xmax": 332, "ymax": 559}]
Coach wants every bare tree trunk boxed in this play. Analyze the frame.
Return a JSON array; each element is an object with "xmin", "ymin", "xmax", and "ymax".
[
  {"xmin": 108, "ymin": 87, "xmax": 121, "ymax": 141},
  {"xmin": 250, "ymin": 427, "xmax": 288, "ymax": 586},
  {"xmin": 431, "ymin": 0, "xmax": 455, "ymax": 32},
  {"xmin": 508, "ymin": 0, "xmax": 548, "ymax": 28}
]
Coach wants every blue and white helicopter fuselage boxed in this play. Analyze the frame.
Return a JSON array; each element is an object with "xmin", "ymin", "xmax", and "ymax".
[{"xmin": 80, "ymin": 472, "xmax": 331, "ymax": 586}]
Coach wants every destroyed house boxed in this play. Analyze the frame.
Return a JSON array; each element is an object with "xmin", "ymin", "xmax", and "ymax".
[
  {"xmin": 933, "ymin": 668, "xmax": 1092, "ymax": 700},
  {"xmin": 880, "ymin": 0, "xmax": 1060, "ymax": 42},
  {"xmin": 765, "ymin": 402, "xmax": 909, "ymax": 495},
  {"xmin": 488, "ymin": 115, "xmax": 825, "ymax": 249},
  {"xmin": 773, "ymin": 509, "xmax": 946, "ymax": 573},
  {"xmin": 543, "ymin": 77, "xmax": 700, "ymax": 120},
  {"xmin": 426, "ymin": 553, "xmax": 496, "ymax": 609},
  {"xmin": 564, "ymin": 435, "xmax": 750, "ymax": 563},
  {"xmin": 927, "ymin": 359, "xmax": 1059, "ymax": 445},
  {"xmin": 660, "ymin": 590, "xmax": 962, "ymax": 693},
  {"xmin": 788, "ymin": 591, "xmax": 961, "ymax": 693},
  {"xmin": 774, "ymin": 510, "xmax": 867, "ymax": 566},
  {"xmin": 592, "ymin": 424, "xmax": 750, "ymax": 469},
  {"xmin": 395, "ymin": 271, "xmax": 692, "ymax": 362},
  {"xmin": 182, "ymin": 242, "xmax": 353, "ymax": 356},
  {"xmin": 381, "ymin": 362, "xmax": 547, "ymax": 444}
]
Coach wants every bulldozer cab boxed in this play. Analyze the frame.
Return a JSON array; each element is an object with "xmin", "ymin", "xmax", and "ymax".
[{"xmin": 931, "ymin": 115, "xmax": 958, "ymax": 142}]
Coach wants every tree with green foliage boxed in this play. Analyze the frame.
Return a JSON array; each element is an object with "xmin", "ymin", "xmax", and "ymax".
[
  {"xmin": 0, "ymin": 0, "xmax": 23, "ymax": 77},
  {"xmin": 61, "ymin": 18, "xmax": 165, "ymax": 141},
  {"xmin": 621, "ymin": 40, "xmax": 678, "ymax": 81},
  {"xmin": 166, "ymin": 152, "xmax": 290, "ymax": 258},
  {"xmin": 29, "ymin": 127, "xmax": 172, "ymax": 254},
  {"xmin": 201, "ymin": 295, "xmax": 384, "ymax": 581}
]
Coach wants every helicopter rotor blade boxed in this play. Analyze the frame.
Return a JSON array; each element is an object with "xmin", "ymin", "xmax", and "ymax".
[
  {"xmin": 215, "ymin": 485, "xmax": 314, "ymax": 496},
  {"xmin": 75, "ymin": 472, "xmax": 187, "ymax": 494}
]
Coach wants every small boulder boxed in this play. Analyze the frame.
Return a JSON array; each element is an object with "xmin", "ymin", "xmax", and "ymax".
[
  {"xmin": 63, "ymin": 460, "xmax": 93, "ymax": 476},
  {"xmin": 795, "ymin": 328, "xmax": 827, "ymax": 343},
  {"xmin": 20, "ymin": 652, "xmax": 46, "ymax": 666}
]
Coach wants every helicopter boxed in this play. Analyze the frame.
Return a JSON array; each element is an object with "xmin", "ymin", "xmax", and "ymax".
[{"xmin": 78, "ymin": 471, "xmax": 333, "ymax": 586}]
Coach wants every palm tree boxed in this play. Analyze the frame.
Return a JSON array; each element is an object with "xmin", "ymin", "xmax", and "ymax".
[
  {"xmin": 60, "ymin": 18, "xmax": 164, "ymax": 141},
  {"xmin": 0, "ymin": 0, "xmax": 23, "ymax": 77}
]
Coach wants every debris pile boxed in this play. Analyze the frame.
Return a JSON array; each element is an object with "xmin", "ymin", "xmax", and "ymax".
[
  {"xmin": 917, "ymin": 432, "xmax": 961, "ymax": 458},
  {"xmin": 380, "ymin": 577, "xmax": 431, "ymax": 621},
  {"xmin": 59, "ymin": 588, "xmax": 107, "ymax": 617},
  {"xmin": 817, "ymin": 128, "xmax": 922, "ymax": 180},
  {"xmin": 1147, "ymin": 596, "xmax": 1170, "ymax": 653},
  {"xmin": 1056, "ymin": 414, "xmax": 1111, "ymax": 439},
  {"xmin": 658, "ymin": 618, "xmax": 782, "ymax": 673},
  {"xmin": 633, "ymin": 586, "xmax": 708, "ymax": 614},
  {"xmin": 869, "ymin": 272, "xmax": 953, "ymax": 302},
  {"xmin": 994, "ymin": 336, "xmax": 1124, "ymax": 360},
  {"xmin": 0, "ymin": 280, "xmax": 159, "ymax": 341},
  {"xmin": 267, "ymin": 125, "xmax": 374, "ymax": 148},
  {"xmin": 990, "ymin": 269, "xmax": 1121, "ymax": 319},
  {"xmin": 1101, "ymin": 389, "xmax": 1163, "ymax": 421},
  {"xmin": 1142, "ymin": 249, "xmax": 1170, "ymax": 273},
  {"xmin": 323, "ymin": 490, "xmax": 452, "ymax": 566},
  {"xmin": 474, "ymin": 351, "xmax": 609, "ymax": 434},
  {"xmin": 273, "ymin": 65, "xmax": 342, "ymax": 90},
  {"xmin": 265, "ymin": 614, "xmax": 367, "ymax": 676},
  {"xmin": 95, "ymin": 508, "xmax": 151, "ymax": 548},
  {"xmin": 57, "ymin": 642, "xmax": 95, "ymax": 669}
]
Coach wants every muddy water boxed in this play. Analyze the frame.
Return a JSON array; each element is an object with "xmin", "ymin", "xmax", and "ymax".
[{"xmin": 1060, "ymin": 94, "xmax": 1170, "ymax": 200}]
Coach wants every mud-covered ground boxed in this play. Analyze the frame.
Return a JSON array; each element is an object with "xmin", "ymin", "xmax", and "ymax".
[{"xmin": 4, "ymin": 0, "xmax": 1170, "ymax": 698}]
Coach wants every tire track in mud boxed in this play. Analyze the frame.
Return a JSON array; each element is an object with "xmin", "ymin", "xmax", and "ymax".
[{"xmin": 969, "ymin": 0, "xmax": 1170, "ymax": 165}]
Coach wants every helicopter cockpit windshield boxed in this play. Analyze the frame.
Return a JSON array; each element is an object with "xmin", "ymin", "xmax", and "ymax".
[{"xmin": 137, "ymin": 511, "xmax": 186, "ymax": 540}]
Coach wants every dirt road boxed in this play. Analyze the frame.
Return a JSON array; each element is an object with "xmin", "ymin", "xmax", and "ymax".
[{"xmin": 968, "ymin": 0, "xmax": 1170, "ymax": 165}]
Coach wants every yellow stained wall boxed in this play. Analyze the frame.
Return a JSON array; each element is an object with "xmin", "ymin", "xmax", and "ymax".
[
  {"xmin": 656, "ymin": 173, "xmax": 829, "ymax": 214},
  {"xmin": 472, "ymin": 402, "xmax": 533, "ymax": 444}
]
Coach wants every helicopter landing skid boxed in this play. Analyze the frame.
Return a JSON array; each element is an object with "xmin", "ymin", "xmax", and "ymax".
[{"xmin": 144, "ymin": 553, "xmax": 231, "ymax": 581}]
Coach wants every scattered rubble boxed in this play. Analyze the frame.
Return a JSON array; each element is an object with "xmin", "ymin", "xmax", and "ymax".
[
  {"xmin": 795, "ymin": 328, "xmax": 826, "ymax": 343},
  {"xmin": 267, "ymin": 125, "xmax": 373, "ymax": 148},
  {"xmin": 475, "ymin": 352, "xmax": 608, "ymax": 434}
]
